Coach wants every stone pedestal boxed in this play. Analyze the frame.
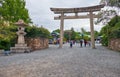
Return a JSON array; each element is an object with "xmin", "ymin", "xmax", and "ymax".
[
  {"xmin": 10, "ymin": 20, "xmax": 31, "ymax": 53},
  {"xmin": 10, "ymin": 44, "xmax": 31, "ymax": 53}
]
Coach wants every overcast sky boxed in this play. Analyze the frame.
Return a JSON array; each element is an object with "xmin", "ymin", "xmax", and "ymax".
[{"xmin": 25, "ymin": 0, "xmax": 103, "ymax": 32}]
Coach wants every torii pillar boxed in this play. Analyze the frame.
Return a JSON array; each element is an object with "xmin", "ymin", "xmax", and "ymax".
[
  {"xmin": 90, "ymin": 11, "xmax": 95, "ymax": 49},
  {"xmin": 59, "ymin": 12, "xmax": 64, "ymax": 48}
]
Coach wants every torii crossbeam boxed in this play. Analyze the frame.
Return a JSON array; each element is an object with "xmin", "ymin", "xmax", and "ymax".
[{"xmin": 50, "ymin": 4, "xmax": 105, "ymax": 48}]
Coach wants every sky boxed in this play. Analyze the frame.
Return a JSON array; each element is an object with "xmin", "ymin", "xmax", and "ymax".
[{"xmin": 25, "ymin": 0, "xmax": 103, "ymax": 32}]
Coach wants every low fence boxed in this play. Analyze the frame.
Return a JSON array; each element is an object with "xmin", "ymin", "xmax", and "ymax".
[
  {"xmin": 108, "ymin": 39, "xmax": 120, "ymax": 51},
  {"xmin": 26, "ymin": 38, "xmax": 49, "ymax": 51}
]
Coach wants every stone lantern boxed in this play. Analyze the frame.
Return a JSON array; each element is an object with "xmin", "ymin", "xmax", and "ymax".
[{"xmin": 10, "ymin": 19, "xmax": 31, "ymax": 53}]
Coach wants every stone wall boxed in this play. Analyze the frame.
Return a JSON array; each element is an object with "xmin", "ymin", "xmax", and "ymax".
[
  {"xmin": 26, "ymin": 38, "xmax": 49, "ymax": 51},
  {"xmin": 109, "ymin": 39, "xmax": 120, "ymax": 51}
]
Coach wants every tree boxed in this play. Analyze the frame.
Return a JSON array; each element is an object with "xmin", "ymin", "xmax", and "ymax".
[
  {"xmin": 64, "ymin": 27, "xmax": 77, "ymax": 41},
  {"xmin": 96, "ymin": 10, "xmax": 117, "ymax": 24},
  {"xmin": 94, "ymin": 30, "xmax": 100, "ymax": 39},
  {"xmin": 97, "ymin": 0, "xmax": 120, "ymax": 25},
  {"xmin": 100, "ymin": 0, "xmax": 120, "ymax": 7},
  {"xmin": 52, "ymin": 29, "xmax": 60, "ymax": 33},
  {"xmin": 100, "ymin": 15, "xmax": 120, "ymax": 46},
  {"xmin": 64, "ymin": 30, "xmax": 72, "ymax": 41},
  {"xmin": 1, "ymin": 0, "xmax": 31, "ymax": 23},
  {"xmin": 0, "ymin": 25, "xmax": 17, "ymax": 50},
  {"xmin": 75, "ymin": 32, "xmax": 81, "ymax": 40},
  {"xmin": 81, "ymin": 27, "xmax": 86, "ymax": 34},
  {"xmin": 70, "ymin": 27, "xmax": 76, "ymax": 40}
]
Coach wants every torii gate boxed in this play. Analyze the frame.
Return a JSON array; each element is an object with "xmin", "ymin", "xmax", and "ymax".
[{"xmin": 50, "ymin": 4, "xmax": 105, "ymax": 49}]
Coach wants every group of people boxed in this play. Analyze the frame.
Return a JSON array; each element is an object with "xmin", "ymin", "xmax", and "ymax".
[{"xmin": 70, "ymin": 39, "xmax": 91, "ymax": 48}]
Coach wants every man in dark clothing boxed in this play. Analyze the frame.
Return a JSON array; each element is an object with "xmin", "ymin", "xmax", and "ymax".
[
  {"xmin": 70, "ymin": 41, "xmax": 73, "ymax": 48},
  {"xmin": 84, "ymin": 39, "xmax": 87, "ymax": 47},
  {"xmin": 80, "ymin": 39, "xmax": 83, "ymax": 47}
]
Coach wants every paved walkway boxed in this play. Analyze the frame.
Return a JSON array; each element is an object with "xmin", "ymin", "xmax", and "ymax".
[{"xmin": 0, "ymin": 43, "xmax": 120, "ymax": 77}]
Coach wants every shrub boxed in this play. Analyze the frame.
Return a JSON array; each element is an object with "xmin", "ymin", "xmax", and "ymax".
[
  {"xmin": 25, "ymin": 26, "xmax": 50, "ymax": 38},
  {"xmin": 101, "ymin": 34, "xmax": 108, "ymax": 46}
]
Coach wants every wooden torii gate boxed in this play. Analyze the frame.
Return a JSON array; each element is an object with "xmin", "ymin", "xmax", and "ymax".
[{"xmin": 50, "ymin": 4, "xmax": 105, "ymax": 49}]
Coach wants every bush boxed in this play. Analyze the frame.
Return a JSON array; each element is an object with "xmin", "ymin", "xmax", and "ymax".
[
  {"xmin": 0, "ymin": 39, "xmax": 11, "ymax": 50},
  {"xmin": 25, "ymin": 26, "xmax": 50, "ymax": 38},
  {"xmin": 110, "ymin": 29, "xmax": 120, "ymax": 38},
  {"xmin": 109, "ymin": 22, "xmax": 120, "ymax": 38},
  {"xmin": 101, "ymin": 34, "xmax": 108, "ymax": 46}
]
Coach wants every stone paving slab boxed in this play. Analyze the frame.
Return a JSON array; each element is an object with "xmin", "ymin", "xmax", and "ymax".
[{"xmin": 0, "ymin": 43, "xmax": 120, "ymax": 77}]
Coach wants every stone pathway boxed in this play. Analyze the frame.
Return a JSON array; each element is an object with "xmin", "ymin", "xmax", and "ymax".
[{"xmin": 0, "ymin": 43, "xmax": 120, "ymax": 77}]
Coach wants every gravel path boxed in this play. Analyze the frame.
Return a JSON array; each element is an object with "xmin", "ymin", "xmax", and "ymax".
[{"xmin": 0, "ymin": 43, "xmax": 120, "ymax": 77}]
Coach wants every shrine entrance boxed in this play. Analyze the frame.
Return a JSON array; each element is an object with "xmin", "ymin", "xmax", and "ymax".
[{"xmin": 50, "ymin": 4, "xmax": 105, "ymax": 49}]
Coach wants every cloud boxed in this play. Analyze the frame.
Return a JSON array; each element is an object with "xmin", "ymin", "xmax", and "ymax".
[{"xmin": 26, "ymin": 0, "xmax": 102, "ymax": 32}]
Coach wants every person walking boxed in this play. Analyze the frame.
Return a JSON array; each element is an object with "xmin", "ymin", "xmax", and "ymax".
[
  {"xmin": 80, "ymin": 39, "xmax": 83, "ymax": 47},
  {"xmin": 70, "ymin": 40, "xmax": 73, "ymax": 48},
  {"xmin": 84, "ymin": 39, "xmax": 87, "ymax": 47}
]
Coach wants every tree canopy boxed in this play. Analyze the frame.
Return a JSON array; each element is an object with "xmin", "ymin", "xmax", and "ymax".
[
  {"xmin": 97, "ymin": 0, "xmax": 120, "ymax": 25},
  {"xmin": 0, "ymin": 25, "xmax": 17, "ymax": 50},
  {"xmin": 100, "ymin": 0, "xmax": 120, "ymax": 7},
  {"xmin": 0, "ymin": 0, "xmax": 31, "ymax": 23}
]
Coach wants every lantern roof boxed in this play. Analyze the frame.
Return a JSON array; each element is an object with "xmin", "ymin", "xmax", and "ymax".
[{"xmin": 14, "ymin": 19, "xmax": 28, "ymax": 26}]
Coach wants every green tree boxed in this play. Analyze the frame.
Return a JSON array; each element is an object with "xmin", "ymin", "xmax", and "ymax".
[
  {"xmin": 0, "ymin": 25, "xmax": 17, "ymax": 50},
  {"xmin": 53, "ymin": 29, "xmax": 60, "ymax": 33},
  {"xmin": 100, "ymin": 15, "xmax": 120, "ymax": 46},
  {"xmin": 1, "ymin": 0, "xmax": 31, "ymax": 23},
  {"xmin": 94, "ymin": 31, "xmax": 100, "ymax": 39},
  {"xmin": 70, "ymin": 27, "xmax": 76, "ymax": 40},
  {"xmin": 64, "ymin": 30, "xmax": 72, "ymax": 41},
  {"xmin": 75, "ymin": 32, "xmax": 81, "ymax": 40}
]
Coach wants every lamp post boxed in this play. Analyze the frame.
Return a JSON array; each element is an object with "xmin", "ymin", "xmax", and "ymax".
[
  {"xmin": 10, "ymin": 19, "xmax": 31, "ymax": 53},
  {"xmin": 15, "ymin": 19, "xmax": 27, "ymax": 45}
]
